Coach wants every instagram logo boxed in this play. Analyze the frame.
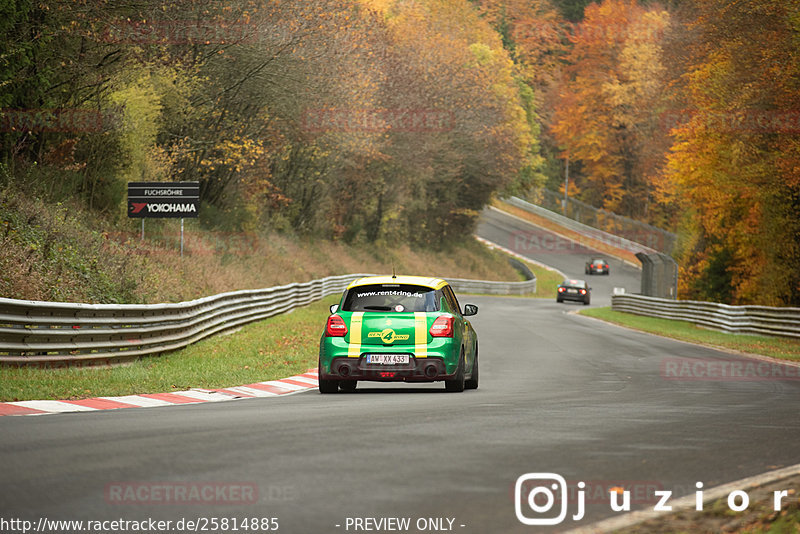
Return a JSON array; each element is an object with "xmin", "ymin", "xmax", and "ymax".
[
  {"xmin": 513, "ymin": 473, "xmax": 796, "ymax": 526},
  {"xmin": 514, "ymin": 473, "xmax": 571, "ymax": 525}
]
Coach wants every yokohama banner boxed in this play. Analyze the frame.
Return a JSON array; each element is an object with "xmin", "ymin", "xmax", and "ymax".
[{"xmin": 127, "ymin": 182, "xmax": 200, "ymax": 219}]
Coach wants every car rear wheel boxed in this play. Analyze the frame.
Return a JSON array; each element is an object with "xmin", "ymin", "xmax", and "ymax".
[
  {"xmin": 445, "ymin": 352, "xmax": 466, "ymax": 392},
  {"xmin": 339, "ymin": 380, "xmax": 357, "ymax": 392},
  {"xmin": 465, "ymin": 350, "xmax": 479, "ymax": 390},
  {"xmin": 319, "ymin": 378, "xmax": 340, "ymax": 393},
  {"xmin": 583, "ymin": 298, "xmax": 591, "ymax": 305}
]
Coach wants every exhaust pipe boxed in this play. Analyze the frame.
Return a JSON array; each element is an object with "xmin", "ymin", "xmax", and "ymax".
[
  {"xmin": 424, "ymin": 364, "xmax": 438, "ymax": 378},
  {"xmin": 338, "ymin": 363, "xmax": 351, "ymax": 377}
]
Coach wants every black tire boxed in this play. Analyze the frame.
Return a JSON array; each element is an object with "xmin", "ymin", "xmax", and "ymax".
[
  {"xmin": 445, "ymin": 352, "xmax": 466, "ymax": 392},
  {"xmin": 339, "ymin": 380, "xmax": 357, "ymax": 392},
  {"xmin": 583, "ymin": 298, "xmax": 591, "ymax": 305},
  {"xmin": 556, "ymin": 298, "xmax": 563, "ymax": 303},
  {"xmin": 465, "ymin": 349, "xmax": 479, "ymax": 390},
  {"xmin": 318, "ymin": 358, "xmax": 339, "ymax": 393},
  {"xmin": 319, "ymin": 377, "xmax": 339, "ymax": 393}
]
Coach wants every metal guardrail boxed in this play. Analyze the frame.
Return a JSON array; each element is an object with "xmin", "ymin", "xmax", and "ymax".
[
  {"xmin": 448, "ymin": 278, "xmax": 535, "ymax": 295},
  {"xmin": 0, "ymin": 270, "xmax": 536, "ymax": 367},
  {"xmin": 503, "ymin": 196, "xmax": 657, "ymax": 256},
  {"xmin": 612, "ymin": 294, "xmax": 800, "ymax": 339}
]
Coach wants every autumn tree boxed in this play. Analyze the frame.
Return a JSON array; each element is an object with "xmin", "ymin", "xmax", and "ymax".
[
  {"xmin": 2, "ymin": 0, "xmax": 541, "ymax": 249},
  {"xmin": 550, "ymin": 0, "xmax": 671, "ymax": 217},
  {"xmin": 664, "ymin": 0, "xmax": 800, "ymax": 305},
  {"xmin": 356, "ymin": 0, "xmax": 534, "ymax": 246}
]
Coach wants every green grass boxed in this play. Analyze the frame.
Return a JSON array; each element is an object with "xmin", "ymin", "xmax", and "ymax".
[
  {"xmin": 528, "ymin": 262, "xmax": 564, "ymax": 299},
  {"xmin": 0, "ymin": 299, "xmax": 339, "ymax": 402},
  {"xmin": 580, "ymin": 307, "xmax": 800, "ymax": 361},
  {"xmin": 744, "ymin": 507, "xmax": 800, "ymax": 534}
]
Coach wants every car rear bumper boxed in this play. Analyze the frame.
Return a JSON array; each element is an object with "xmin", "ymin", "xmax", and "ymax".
[
  {"xmin": 319, "ymin": 338, "xmax": 461, "ymax": 382},
  {"xmin": 321, "ymin": 355, "xmax": 458, "ymax": 382},
  {"xmin": 558, "ymin": 293, "xmax": 589, "ymax": 303}
]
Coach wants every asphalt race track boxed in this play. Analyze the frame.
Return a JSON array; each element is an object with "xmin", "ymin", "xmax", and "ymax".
[
  {"xmin": 1, "ymin": 208, "xmax": 798, "ymax": 533},
  {"xmin": 476, "ymin": 206, "xmax": 643, "ymax": 307}
]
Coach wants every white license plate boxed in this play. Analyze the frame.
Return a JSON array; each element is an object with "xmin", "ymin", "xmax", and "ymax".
[
  {"xmin": 568, "ymin": 289, "xmax": 578, "ymax": 293},
  {"xmin": 366, "ymin": 354, "xmax": 410, "ymax": 365}
]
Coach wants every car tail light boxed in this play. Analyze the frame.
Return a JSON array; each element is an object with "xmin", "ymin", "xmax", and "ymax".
[
  {"xmin": 325, "ymin": 314, "xmax": 348, "ymax": 337},
  {"xmin": 430, "ymin": 315, "xmax": 454, "ymax": 337},
  {"xmin": 558, "ymin": 287, "xmax": 565, "ymax": 293},
  {"xmin": 580, "ymin": 289, "xmax": 587, "ymax": 295}
]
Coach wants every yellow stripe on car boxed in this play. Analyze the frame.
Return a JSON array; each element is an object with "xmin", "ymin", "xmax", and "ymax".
[
  {"xmin": 348, "ymin": 312, "xmax": 364, "ymax": 357},
  {"xmin": 414, "ymin": 312, "xmax": 428, "ymax": 358}
]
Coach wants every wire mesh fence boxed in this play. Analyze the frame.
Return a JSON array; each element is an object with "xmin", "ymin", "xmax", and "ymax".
[{"xmin": 523, "ymin": 188, "xmax": 677, "ymax": 254}]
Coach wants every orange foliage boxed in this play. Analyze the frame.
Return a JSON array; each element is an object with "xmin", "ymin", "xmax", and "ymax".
[
  {"xmin": 550, "ymin": 0, "xmax": 670, "ymax": 216},
  {"xmin": 665, "ymin": 0, "xmax": 800, "ymax": 305}
]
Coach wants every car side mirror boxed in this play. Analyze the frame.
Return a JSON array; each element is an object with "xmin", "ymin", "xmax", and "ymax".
[
  {"xmin": 463, "ymin": 304, "xmax": 478, "ymax": 316},
  {"xmin": 330, "ymin": 304, "xmax": 339, "ymax": 314}
]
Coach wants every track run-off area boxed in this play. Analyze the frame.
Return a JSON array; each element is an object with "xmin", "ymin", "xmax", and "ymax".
[{"xmin": 1, "ymin": 207, "xmax": 798, "ymax": 533}]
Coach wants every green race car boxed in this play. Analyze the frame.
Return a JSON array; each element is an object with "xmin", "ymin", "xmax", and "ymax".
[{"xmin": 319, "ymin": 275, "xmax": 479, "ymax": 393}]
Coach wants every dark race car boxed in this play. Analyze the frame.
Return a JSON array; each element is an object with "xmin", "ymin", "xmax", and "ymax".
[
  {"xmin": 557, "ymin": 279, "xmax": 591, "ymax": 305},
  {"xmin": 585, "ymin": 258, "xmax": 610, "ymax": 275}
]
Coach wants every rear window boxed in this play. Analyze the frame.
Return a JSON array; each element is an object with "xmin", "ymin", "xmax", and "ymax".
[
  {"xmin": 565, "ymin": 279, "xmax": 586, "ymax": 288},
  {"xmin": 342, "ymin": 284, "xmax": 440, "ymax": 313},
  {"xmin": 593, "ymin": 259, "xmax": 606, "ymax": 265}
]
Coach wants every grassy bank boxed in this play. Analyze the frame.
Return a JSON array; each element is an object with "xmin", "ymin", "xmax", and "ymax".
[
  {"xmin": 0, "ymin": 184, "xmax": 521, "ymax": 304},
  {"xmin": 580, "ymin": 307, "xmax": 800, "ymax": 361},
  {"xmin": 525, "ymin": 262, "xmax": 563, "ymax": 299},
  {"xmin": 612, "ymin": 473, "xmax": 800, "ymax": 534}
]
